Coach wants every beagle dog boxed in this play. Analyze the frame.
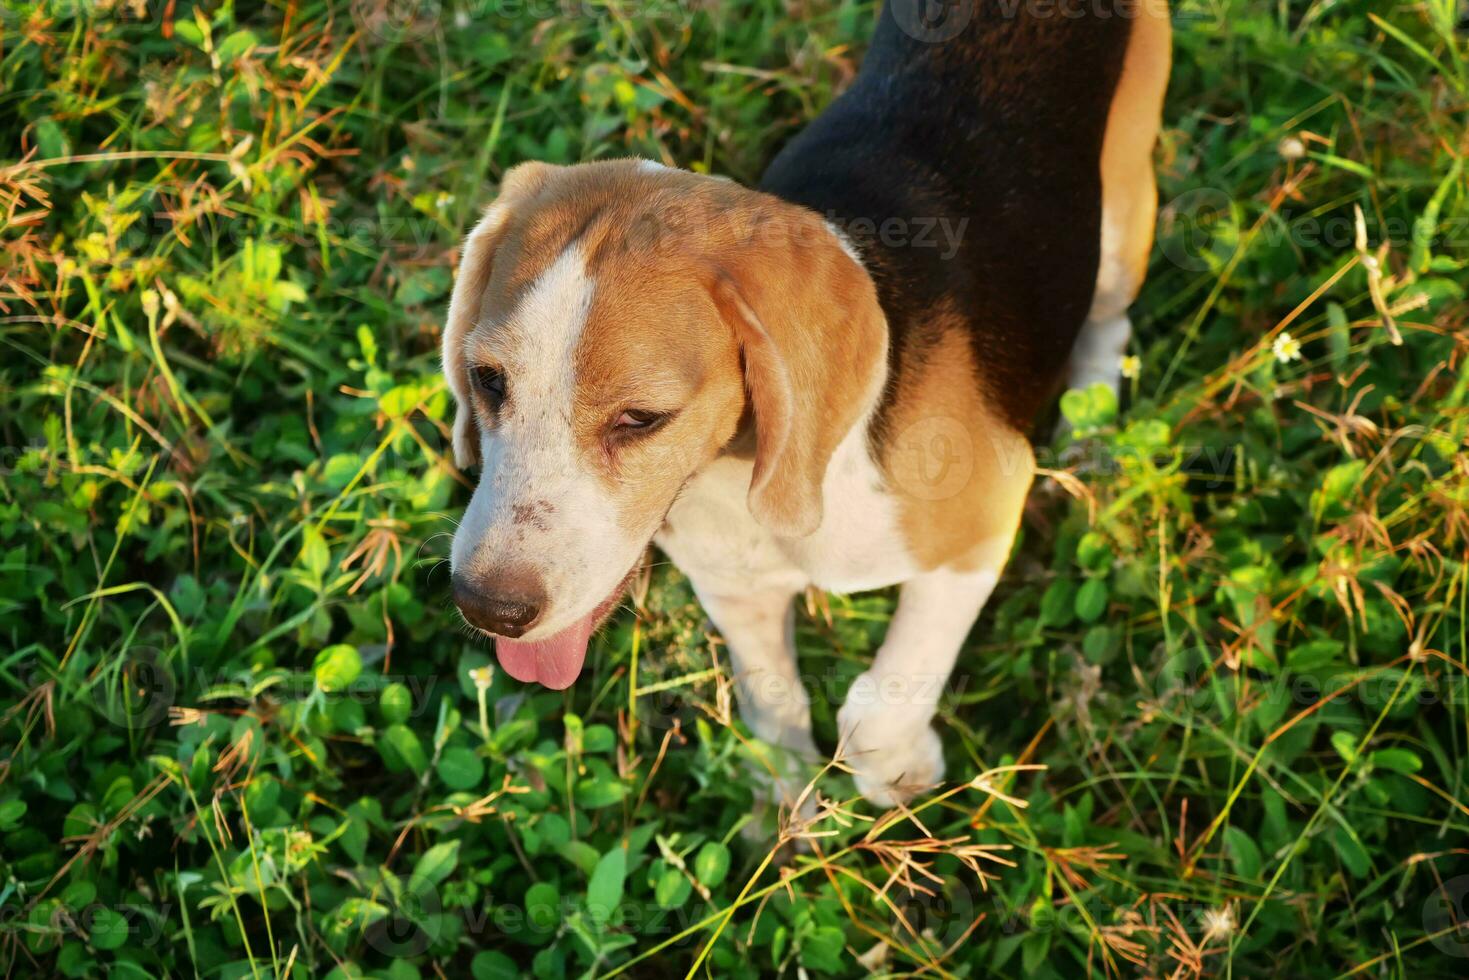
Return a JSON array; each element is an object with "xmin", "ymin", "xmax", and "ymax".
[{"xmin": 443, "ymin": 1, "xmax": 1171, "ymax": 807}]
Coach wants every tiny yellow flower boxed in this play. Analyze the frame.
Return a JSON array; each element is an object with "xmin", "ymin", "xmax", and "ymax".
[
  {"xmin": 1119, "ymin": 354, "xmax": 1141, "ymax": 380},
  {"xmin": 470, "ymin": 665, "xmax": 495, "ymax": 691},
  {"xmin": 1272, "ymin": 332, "xmax": 1302, "ymax": 363}
]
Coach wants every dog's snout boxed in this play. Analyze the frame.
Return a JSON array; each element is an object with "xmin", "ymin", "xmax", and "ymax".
[{"xmin": 452, "ymin": 572, "xmax": 544, "ymax": 638}]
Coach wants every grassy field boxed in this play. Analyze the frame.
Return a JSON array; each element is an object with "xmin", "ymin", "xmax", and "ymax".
[{"xmin": 3, "ymin": 0, "xmax": 1469, "ymax": 976}]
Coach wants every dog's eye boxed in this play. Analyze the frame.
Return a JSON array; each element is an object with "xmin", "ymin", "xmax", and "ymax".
[
  {"xmin": 473, "ymin": 366, "xmax": 506, "ymax": 411},
  {"xmin": 615, "ymin": 408, "xmax": 666, "ymax": 431}
]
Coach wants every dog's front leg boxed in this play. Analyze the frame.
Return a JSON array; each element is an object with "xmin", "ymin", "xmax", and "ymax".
[
  {"xmin": 694, "ymin": 583, "xmax": 820, "ymax": 809},
  {"xmin": 837, "ymin": 565, "xmax": 1003, "ymax": 808}
]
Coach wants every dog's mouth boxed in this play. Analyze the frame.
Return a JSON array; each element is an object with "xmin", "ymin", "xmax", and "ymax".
[{"xmin": 488, "ymin": 567, "xmax": 637, "ymax": 690}]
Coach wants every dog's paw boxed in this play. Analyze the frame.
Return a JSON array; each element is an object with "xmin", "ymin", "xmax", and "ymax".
[
  {"xmin": 844, "ymin": 725, "xmax": 945, "ymax": 808},
  {"xmin": 837, "ymin": 680, "xmax": 946, "ymax": 808}
]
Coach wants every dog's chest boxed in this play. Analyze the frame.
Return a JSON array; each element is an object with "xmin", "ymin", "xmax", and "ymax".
[{"xmin": 655, "ymin": 424, "xmax": 919, "ymax": 595}]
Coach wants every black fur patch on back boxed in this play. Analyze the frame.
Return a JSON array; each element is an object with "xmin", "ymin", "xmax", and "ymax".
[{"xmin": 759, "ymin": 0, "xmax": 1132, "ymax": 438}]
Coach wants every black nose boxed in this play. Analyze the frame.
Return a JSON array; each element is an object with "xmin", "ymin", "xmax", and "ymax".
[{"xmin": 452, "ymin": 572, "xmax": 543, "ymax": 638}]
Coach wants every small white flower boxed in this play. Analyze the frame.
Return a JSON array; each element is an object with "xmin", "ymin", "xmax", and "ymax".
[
  {"xmin": 435, "ymin": 191, "xmax": 455, "ymax": 210},
  {"xmin": 1201, "ymin": 905, "xmax": 1235, "ymax": 943},
  {"xmin": 470, "ymin": 666, "xmax": 495, "ymax": 691},
  {"xmin": 1119, "ymin": 354, "xmax": 1141, "ymax": 380},
  {"xmin": 1278, "ymin": 136, "xmax": 1306, "ymax": 161},
  {"xmin": 1272, "ymin": 332, "xmax": 1302, "ymax": 363}
]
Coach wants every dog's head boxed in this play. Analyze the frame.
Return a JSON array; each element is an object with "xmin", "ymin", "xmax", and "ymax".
[{"xmin": 443, "ymin": 160, "xmax": 886, "ymax": 688}]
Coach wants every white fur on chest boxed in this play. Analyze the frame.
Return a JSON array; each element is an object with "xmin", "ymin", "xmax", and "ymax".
[{"xmin": 656, "ymin": 420, "xmax": 918, "ymax": 596}]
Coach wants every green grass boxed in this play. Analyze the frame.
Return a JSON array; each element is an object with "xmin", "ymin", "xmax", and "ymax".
[{"xmin": 2, "ymin": 0, "xmax": 1468, "ymax": 976}]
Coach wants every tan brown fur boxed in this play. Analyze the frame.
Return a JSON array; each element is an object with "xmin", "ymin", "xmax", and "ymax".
[
  {"xmin": 573, "ymin": 246, "xmax": 745, "ymax": 539},
  {"xmin": 452, "ymin": 159, "xmax": 888, "ymax": 543},
  {"xmin": 881, "ymin": 4, "xmax": 1169, "ymax": 572},
  {"xmin": 549, "ymin": 162, "xmax": 888, "ymax": 539},
  {"xmin": 708, "ymin": 220, "xmax": 887, "ymax": 537},
  {"xmin": 1093, "ymin": 0, "xmax": 1172, "ymax": 320},
  {"xmin": 880, "ymin": 305, "xmax": 1034, "ymax": 572}
]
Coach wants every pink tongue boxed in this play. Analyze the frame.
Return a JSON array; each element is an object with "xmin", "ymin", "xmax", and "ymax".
[{"xmin": 494, "ymin": 609, "xmax": 598, "ymax": 690}]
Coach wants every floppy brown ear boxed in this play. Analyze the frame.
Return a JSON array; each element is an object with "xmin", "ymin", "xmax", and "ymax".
[
  {"xmin": 711, "ymin": 212, "xmax": 888, "ymax": 537},
  {"xmin": 442, "ymin": 162, "xmax": 558, "ymax": 468}
]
